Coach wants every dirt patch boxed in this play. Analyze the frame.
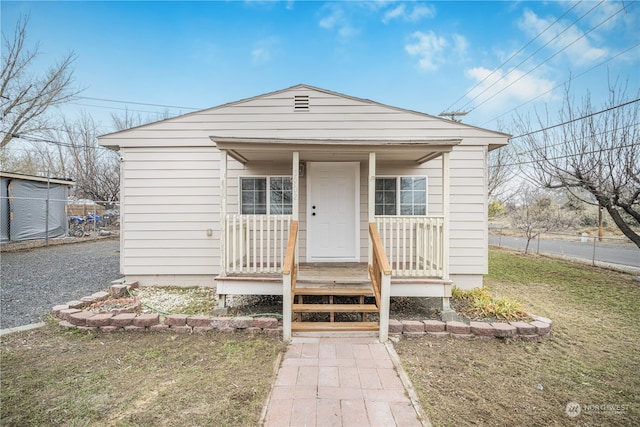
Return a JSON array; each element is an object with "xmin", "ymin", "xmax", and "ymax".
[
  {"xmin": 1, "ymin": 322, "xmax": 284, "ymax": 426},
  {"xmin": 395, "ymin": 248, "xmax": 640, "ymax": 426}
]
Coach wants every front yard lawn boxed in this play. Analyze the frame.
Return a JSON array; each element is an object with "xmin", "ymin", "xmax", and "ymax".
[
  {"xmin": 1, "ymin": 328, "xmax": 283, "ymax": 426},
  {"xmin": 395, "ymin": 247, "xmax": 639, "ymax": 426}
]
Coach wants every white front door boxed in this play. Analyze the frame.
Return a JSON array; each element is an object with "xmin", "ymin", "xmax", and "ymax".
[{"xmin": 307, "ymin": 162, "xmax": 360, "ymax": 262}]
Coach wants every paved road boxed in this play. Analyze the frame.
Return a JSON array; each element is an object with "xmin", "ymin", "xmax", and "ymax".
[
  {"xmin": 0, "ymin": 239, "xmax": 122, "ymax": 329},
  {"xmin": 489, "ymin": 234, "xmax": 640, "ymax": 270}
]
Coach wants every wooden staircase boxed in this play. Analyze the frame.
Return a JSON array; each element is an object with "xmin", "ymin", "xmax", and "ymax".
[{"xmin": 291, "ymin": 281, "xmax": 381, "ymax": 332}]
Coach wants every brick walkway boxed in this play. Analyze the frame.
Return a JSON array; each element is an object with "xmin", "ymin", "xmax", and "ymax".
[{"xmin": 262, "ymin": 336, "xmax": 426, "ymax": 427}]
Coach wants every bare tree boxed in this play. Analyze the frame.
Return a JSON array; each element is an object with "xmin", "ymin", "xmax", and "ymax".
[
  {"xmin": 110, "ymin": 107, "xmax": 173, "ymax": 131},
  {"xmin": 508, "ymin": 186, "xmax": 574, "ymax": 254},
  {"xmin": 514, "ymin": 82, "xmax": 640, "ymax": 248},
  {"xmin": 488, "ymin": 145, "xmax": 513, "ymax": 199},
  {"xmin": 0, "ymin": 15, "xmax": 81, "ymax": 148},
  {"xmin": 53, "ymin": 114, "xmax": 120, "ymax": 203}
]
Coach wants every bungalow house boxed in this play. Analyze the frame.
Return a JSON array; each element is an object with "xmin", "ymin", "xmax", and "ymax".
[{"xmin": 98, "ymin": 84, "xmax": 509, "ymax": 341}]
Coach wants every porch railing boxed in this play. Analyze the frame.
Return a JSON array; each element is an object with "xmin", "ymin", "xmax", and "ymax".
[
  {"xmin": 282, "ymin": 220, "xmax": 298, "ymax": 342},
  {"xmin": 225, "ymin": 214, "xmax": 292, "ymax": 274},
  {"xmin": 369, "ymin": 223, "xmax": 391, "ymax": 342},
  {"xmin": 375, "ymin": 216, "xmax": 444, "ymax": 277}
]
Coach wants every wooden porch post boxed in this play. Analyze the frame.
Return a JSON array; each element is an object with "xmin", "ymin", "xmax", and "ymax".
[
  {"xmin": 218, "ymin": 149, "xmax": 228, "ymax": 309},
  {"xmin": 368, "ymin": 152, "xmax": 376, "ymax": 265},
  {"xmin": 282, "ymin": 152, "xmax": 299, "ymax": 342},
  {"xmin": 292, "ymin": 152, "xmax": 299, "ymax": 222},
  {"xmin": 442, "ymin": 151, "xmax": 451, "ymax": 311}
]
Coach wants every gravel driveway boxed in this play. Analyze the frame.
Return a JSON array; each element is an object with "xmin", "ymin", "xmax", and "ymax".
[{"xmin": 1, "ymin": 238, "xmax": 122, "ymax": 329}]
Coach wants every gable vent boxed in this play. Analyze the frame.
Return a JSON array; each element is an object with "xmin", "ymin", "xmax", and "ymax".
[{"xmin": 294, "ymin": 95, "xmax": 309, "ymax": 111}]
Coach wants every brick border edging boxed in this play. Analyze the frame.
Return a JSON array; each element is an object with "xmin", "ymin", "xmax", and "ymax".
[
  {"xmin": 51, "ymin": 283, "xmax": 282, "ymax": 337},
  {"xmin": 389, "ymin": 317, "xmax": 552, "ymax": 341},
  {"xmin": 51, "ymin": 282, "xmax": 551, "ymax": 340}
]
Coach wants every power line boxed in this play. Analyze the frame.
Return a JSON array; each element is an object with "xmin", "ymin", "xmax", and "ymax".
[
  {"xmin": 443, "ymin": 0, "xmax": 584, "ymax": 113},
  {"xmin": 510, "ymin": 98, "xmax": 640, "ymax": 140},
  {"xmin": 76, "ymin": 96, "xmax": 201, "ymax": 111},
  {"xmin": 68, "ymin": 102, "xmax": 175, "ymax": 116},
  {"xmin": 481, "ymin": 42, "xmax": 640, "ymax": 127},
  {"xmin": 468, "ymin": 1, "xmax": 629, "ymax": 114},
  {"xmin": 458, "ymin": 0, "xmax": 605, "ymax": 113},
  {"xmin": 490, "ymin": 142, "xmax": 638, "ymax": 168},
  {"xmin": 2, "ymin": 131, "xmax": 111, "ymax": 151}
]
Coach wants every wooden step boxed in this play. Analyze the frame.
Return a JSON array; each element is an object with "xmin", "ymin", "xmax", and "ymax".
[
  {"xmin": 293, "ymin": 287, "xmax": 373, "ymax": 297},
  {"xmin": 292, "ymin": 303, "xmax": 379, "ymax": 313},
  {"xmin": 292, "ymin": 321, "xmax": 379, "ymax": 332}
]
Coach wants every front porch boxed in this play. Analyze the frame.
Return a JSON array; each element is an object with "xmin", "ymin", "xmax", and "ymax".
[{"xmin": 214, "ymin": 137, "xmax": 458, "ymax": 342}]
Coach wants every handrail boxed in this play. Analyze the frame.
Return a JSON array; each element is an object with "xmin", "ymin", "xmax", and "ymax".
[
  {"xmin": 282, "ymin": 221, "xmax": 298, "ymax": 343},
  {"xmin": 369, "ymin": 223, "xmax": 391, "ymax": 275},
  {"xmin": 369, "ymin": 222, "xmax": 392, "ymax": 342},
  {"xmin": 283, "ymin": 221, "xmax": 298, "ymax": 275}
]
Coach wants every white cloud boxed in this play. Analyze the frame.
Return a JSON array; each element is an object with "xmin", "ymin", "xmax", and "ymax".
[
  {"xmin": 251, "ymin": 47, "xmax": 271, "ymax": 64},
  {"xmin": 319, "ymin": 4, "xmax": 359, "ymax": 39},
  {"xmin": 251, "ymin": 37, "xmax": 279, "ymax": 65},
  {"xmin": 518, "ymin": 9, "xmax": 608, "ymax": 66},
  {"xmin": 464, "ymin": 66, "xmax": 556, "ymax": 112},
  {"xmin": 383, "ymin": 3, "xmax": 435, "ymax": 23},
  {"xmin": 405, "ymin": 31, "xmax": 467, "ymax": 71},
  {"xmin": 383, "ymin": 4, "xmax": 406, "ymax": 23},
  {"xmin": 408, "ymin": 4, "xmax": 436, "ymax": 21}
]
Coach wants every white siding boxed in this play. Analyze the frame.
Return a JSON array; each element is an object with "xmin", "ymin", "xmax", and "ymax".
[
  {"xmin": 102, "ymin": 85, "xmax": 508, "ymax": 288},
  {"xmin": 100, "ymin": 86, "xmax": 508, "ymax": 148},
  {"xmin": 448, "ymin": 146, "xmax": 488, "ymax": 276},
  {"xmin": 120, "ymin": 147, "xmax": 220, "ymax": 280}
]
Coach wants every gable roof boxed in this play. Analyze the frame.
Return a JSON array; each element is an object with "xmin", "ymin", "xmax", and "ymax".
[{"xmin": 98, "ymin": 84, "xmax": 510, "ymax": 150}]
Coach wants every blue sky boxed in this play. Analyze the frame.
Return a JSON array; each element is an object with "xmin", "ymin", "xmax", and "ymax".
[{"xmin": 2, "ymin": 0, "xmax": 639, "ymax": 134}]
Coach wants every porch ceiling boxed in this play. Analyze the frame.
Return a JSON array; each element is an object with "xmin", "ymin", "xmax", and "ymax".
[{"xmin": 210, "ymin": 136, "xmax": 461, "ymax": 164}]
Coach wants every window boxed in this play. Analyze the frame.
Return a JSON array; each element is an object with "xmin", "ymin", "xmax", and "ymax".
[
  {"xmin": 375, "ymin": 176, "xmax": 427, "ymax": 216},
  {"xmin": 241, "ymin": 177, "xmax": 292, "ymax": 215}
]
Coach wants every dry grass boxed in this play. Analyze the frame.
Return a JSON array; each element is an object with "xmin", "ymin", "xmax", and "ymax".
[
  {"xmin": 395, "ymin": 247, "xmax": 640, "ymax": 426},
  {"xmin": 1, "ymin": 324, "xmax": 284, "ymax": 426}
]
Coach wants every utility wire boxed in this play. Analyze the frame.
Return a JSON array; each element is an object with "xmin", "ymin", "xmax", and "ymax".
[
  {"xmin": 68, "ymin": 102, "xmax": 175, "ymax": 116},
  {"xmin": 469, "ymin": 1, "xmax": 629, "ymax": 114},
  {"xmin": 481, "ymin": 42, "xmax": 640, "ymax": 127},
  {"xmin": 490, "ymin": 142, "xmax": 638, "ymax": 168},
  {"xmin": 457, "ymin": 0, "xmax": 605, "ymax": 113},
  {"xmin": 2, "ymin": 131, "xmax": 111, "ymax": 151},
  {"xmin": 75, "ymin": 96, "xmax": 201, "ymax": 111},
  {"xmin": 443, "ymin": 0, "xmax": 584, "ymax": 113},
  {"xmin": 509, "ymin": 98, "xmax": 640, "ymax": 139}
]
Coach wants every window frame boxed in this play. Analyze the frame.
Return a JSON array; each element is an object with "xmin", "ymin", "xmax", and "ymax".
[
  {"xmin": 374, "ymin": 175, "xmax": 428, "ymax": 216},
  {"xmin": 239, "ymin": 175, "xmax": 293, "ymax": 215}
]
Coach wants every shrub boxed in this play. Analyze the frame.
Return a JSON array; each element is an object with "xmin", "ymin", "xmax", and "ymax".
[{"xmin": 452, "ymin": 287, "xmax": 527, "ymax": 320}]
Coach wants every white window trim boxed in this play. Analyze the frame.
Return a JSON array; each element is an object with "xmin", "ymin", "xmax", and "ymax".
[
  {"xmin": 239, "ymin": 175, "xmax": 293, "ymax": 215},
  {"xmin": 374, "ymin": 175, "xmax": 428, "ymax": 216}
]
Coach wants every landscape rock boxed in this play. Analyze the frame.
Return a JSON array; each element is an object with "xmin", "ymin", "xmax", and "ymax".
[
  {"xmin": 402, "ymin": 320, "xmax": 425, "ymax": 333},
  {"xmin": 86, "ymin": 313, "xmax": 114, "ymax": 327},
  {"xmin": 388, "ymin": 319, "xmax": 403, "ymax": 334},
  {"xmin": 164, "ymin": 314, "xmax": 188, "ymax": 326},
  {"xmin": 491, "ymin": 322, "xmax": 517, "ymax": 337},
  {"xmin": 186, "ymin": 315, "xmax": 212, "ymax": 328},
  {"xmin": 133, "ymin": 313, "xmax": 160, "ymax": 327},
  {"xmin": 423, "ymin": 320, "xmax": 446, "ymax": 332},
  {"xmin": 110, "ymin": 313, "xmax": 136, "ymax": 327},
  {"xmin": 446, "ymin": 321, "xmax": 470, "ymax": 335}
]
